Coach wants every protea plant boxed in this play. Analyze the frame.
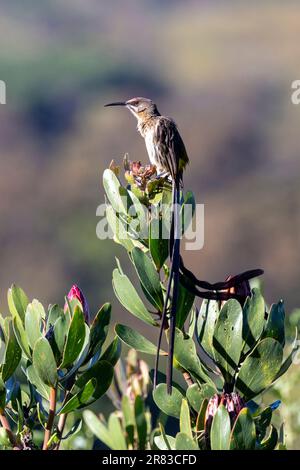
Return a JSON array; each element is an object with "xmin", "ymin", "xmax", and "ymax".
[
  {"xmin": 0, "ymin": 284, "xmax": 119, "ymax": 450},
  {"xmin": 102, "ymin": 163, "xmax": 299, "ymax": 450}
]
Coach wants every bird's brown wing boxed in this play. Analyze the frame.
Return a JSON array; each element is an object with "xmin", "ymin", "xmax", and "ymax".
[{"xmin": 155, "ymin": 117, "xmax": 189, "ymax": 182}]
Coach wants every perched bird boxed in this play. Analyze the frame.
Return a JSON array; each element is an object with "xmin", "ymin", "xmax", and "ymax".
[
  {"xmin": 105, "ymin": 97, "xmax": 189, "ymax": 393},
  {"xmin": 104, "ymin": 98, "xmax": 264, "ymax": 394}
]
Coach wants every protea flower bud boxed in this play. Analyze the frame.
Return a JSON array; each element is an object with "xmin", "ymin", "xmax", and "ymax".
[
  {"xmin": 64, "ymin": 284, "xmax": 90, "ymax": 324},
  {"xmin": 205, "ymin": 392, "xmax": 245, "ymax": 446}
]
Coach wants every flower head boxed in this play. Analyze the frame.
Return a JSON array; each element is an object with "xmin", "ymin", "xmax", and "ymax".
[
  {"xmin": 64, "ymin": 284, "xmax": 90, "ymax": 324},
  {"xmin": 124, "ymin": 160, "xmax": 157, "ymax": 191}
]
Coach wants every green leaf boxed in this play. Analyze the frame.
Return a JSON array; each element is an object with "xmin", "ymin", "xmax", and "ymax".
[
  {"xmin": 32, "ymin": 338, "xmax": 57, "ymax": 387},
  {"xmin": 108, "ymin": 413, "xmax": 127, "ymax": 450},
  {"xmin": 0, "ymin": 316, "xmax": 9, "ymax": 341},
  {"xmin": 1, "ymin": 321, "xmax": 22, "ymax": 382},
  {"xmin": 83, "ymin": 410, "xmax": 114, "ymax": 449},
  {"xmin": 263, "ymin": 301, "xmax": 285, "ymax": 347},
  {"xmin": 149, "ymin": 369, "xmax": 185, "ymax": 395},
  {"xmin": 175, "ymin": 432, "xmax": 198, "ymax": 450},
  {"xmin": 153, "ymin": 384, "xmax": 184, "ymax": 418},
  {"xmin": 154, "ymin": 429, "xmax": 176, "ymax": 450},
  {"xmin": 59, "ymin": 378, "xmax": 97, "ymax": 414},
  {"xmin": 103, "ymin": 169, "xmax": 132, "ymax": 215},
  {"xmin": 106, "ymin": 206, "xmax": 136, "ymax": 251},
  {"xmin": 186, "ymin": 383, "xmax": 216, "ymax": 413},
  {"xmin": 157, "ymin": 424, "xmax": 175, "ymax": 450},
  {"xmin": 197, "ymin": 299, "xmax": 219, "ymax": 358},
  {"xmin": 213, "ymin": 299, "xmax": 243, "ymax": 384},
  {"xmin": 180, "ymin": 399, "xmax": 192, "ymax": 439},
  {"xmin": 47, "ymin": 304, "xmax": 63, "ymax": 330},
  {"xmin": 128, "ymin": 189, "xmax": 148, "ymax": 240},
  {"xmin": 149, "ymin": 217, "xmax": 169, "ymax": 271},
  {"xmin": 174, "ymin": 329, "xmax": 215, "ymax": 386},
  {"xmin": 0, "ymin": 427, "xmax": 11, "ymax": 448},
  {"xmin": 275, "ymin": 328, "xmax": 299, "ymax": 380},
  {"xmin": 132, "ymin": 247, "xmax": 164, "ymax": 311},
  {"xmin": 60, "ymin": 306, "xmax": 85, "ymax": 368},
  {"xmin": 62, "ymin": 419, "xmax": 82, "ymax": 440},
  {"xmin": 242, "ymin": 288, "xmax": 265, "ymax": 354},
  {"xmin": 53, "ymin": 313, "xmax": 70, "ymax": 355},
  {"xmin": 115, "ymin": 324, "xmax": 165, "ymax": 355},
  {"xmin": 210, "ymin": 404, "xmax": 231, "ymax": 450},
  {"xmin": 60, "ymin": 324, "xmax": 90, "ymax": 382},
  {"xmin": 7, "ymin": 284, "xmax": 29, "ymax": 323},
  {"xmin": 112, "ymin": 268, "xmax": 157, "ymax": 326},
  {"xmin": 176, "ymin": 280, "xmax": 195, "ymax": 330},
  {"xmin": 196, "ymin": 398, "xmax": 208, "ymax": 432},
  {"xmin": 100, "ymin": 336, "xmax": 122, "ymax": 366},
  {"xmin": 122, "ymin": 395, "xmax": 135, "ymax": 446},
  {"xmin": 26, "ymin": 364, "xmax": 51, "ymax": 400},
  {"xmin": 71, "ymin": 360, "xmax": 114, "ymax": 407},
  {"xmin": 254, "ymin": 406, "xmax": 272, "ymax": 441},
  {"xmin": 12, "ymin": 316, "xmax": 31, "ymax": 359},
  {"xmin": 260, "ymin": 425, "xmax": 278, "ymax": 450},
  {"xmin": 88, "ymin": 303, "xmax": 111, "ymax": 358},
  {"xmin": 230, "ymin": 408, "xmax": 256, "ymax": 450},
  {"xmin": 25, "ymin": 301, "xmax": 43, "ymax": 350},
  {"xmin": 236, "ymin": 338, "xmax": 283, "ymax": 400},
  {"xmin": 135, "ymin": 395, "xmax": 147, "ymax": 450}
]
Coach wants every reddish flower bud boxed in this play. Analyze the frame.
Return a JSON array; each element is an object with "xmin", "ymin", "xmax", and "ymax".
[{"xmin": 64, "ymin": 284, "xmax": 90, "ymax": 324}]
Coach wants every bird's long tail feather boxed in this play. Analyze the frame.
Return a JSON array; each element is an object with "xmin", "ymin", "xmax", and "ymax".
[
  {"xmin": 166, "ymin": 180, "xmax": 180, "ymax": 394},
  {"xmin": 154, "ymin": 178, "xmax": 180, "ymax": 393}
]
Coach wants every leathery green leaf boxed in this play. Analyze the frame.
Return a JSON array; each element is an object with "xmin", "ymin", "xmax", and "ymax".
[
  {"xmin": 230, "ymin": 408, "xmax": 256, "ymax": 450},
  {"xmin": 60, "ymin": 306, "xmax": 85, "ymax": 368},
  {"xmin": 131, "ymin": 247, "xmax": 164, "ymax": 311},
  {"xmin": 115, "ymin": 324, "xmax": 165, "ymax": 355},
  {"xmin": 213, "ymin": 299, "xmax": 243, "ymax": 384},
  {"xmin": 210, "ymin": 404, "xmax": 231, "ymax": 450},
  {"xmin": 7, "ymin": 284, "xmax": 29, "ymax": 323},
  {"xmin": 153, "ymin": 384, "xmax": 184, "ymax": 418},
  {"xmin": 32, "ymin": 338, "xmax": 57, "ymax": 387},
  {"xmin": 236, "ymin": 338, "xmax": 283, "ymax": 400},
  {"xmin": 112, "ymin": 268, "xmax": 157, "ymax": 326}
]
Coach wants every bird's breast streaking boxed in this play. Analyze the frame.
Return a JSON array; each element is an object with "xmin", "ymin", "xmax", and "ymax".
[{"xmin": 138, "ymin": 116, "xmax": 189, "ymax": 181}]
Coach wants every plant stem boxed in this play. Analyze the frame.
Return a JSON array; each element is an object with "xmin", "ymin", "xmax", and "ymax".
[
  {"xmin": 54, "ymin": 387, "xmax": 72, "ymax": 450},
  {"xmin": 0, "ymin": 409, "xmax": 21, "ymax": 449},
  {"xmin": 55, "ymin": 412, "xmax": 68, "ymax": 450},
  {"xmin": 43, "ymin": 386, "xmax": 57, "ymax": 450}
]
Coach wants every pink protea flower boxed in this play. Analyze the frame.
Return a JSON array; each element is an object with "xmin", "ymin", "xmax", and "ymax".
[{"xmin": 64, "ymin": 284, "xmax": 90, "ymax": 324}]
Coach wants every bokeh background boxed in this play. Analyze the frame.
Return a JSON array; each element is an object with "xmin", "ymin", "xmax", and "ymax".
[{"xmin": 1, "ymin": 0, "xmax": 300, "ymax": 448}]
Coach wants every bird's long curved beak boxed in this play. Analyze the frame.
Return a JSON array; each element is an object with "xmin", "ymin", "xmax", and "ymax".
[{"xmin": 104, "ymin": 101, "xmax": 126, "ymax": 107}]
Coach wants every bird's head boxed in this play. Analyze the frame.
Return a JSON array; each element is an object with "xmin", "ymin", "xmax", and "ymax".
[{"xmin": 104, "ymin": 97, "xmax": 159, "ymax": 120}]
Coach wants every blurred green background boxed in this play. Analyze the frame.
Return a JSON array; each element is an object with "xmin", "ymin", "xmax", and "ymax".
[{"xmin": 0, "ymin": 0, "xmax": 300, "ymax": 448}]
